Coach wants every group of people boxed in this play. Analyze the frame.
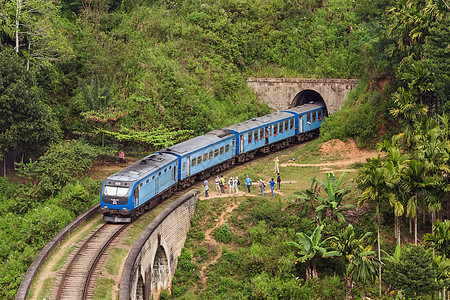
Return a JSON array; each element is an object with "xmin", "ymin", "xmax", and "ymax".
[{"xmin": 203, "ymin": 156, "xmax": 283, "ymax": 198}]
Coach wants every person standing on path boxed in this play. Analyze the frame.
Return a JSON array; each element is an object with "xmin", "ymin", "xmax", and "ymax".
[
  {"xmin": 204, "ymin": 179, "xmax": 209, "ymax": 197},
  {"xmin": 228, "ymin": 177, "xmax": 235, "ymax": 196},
  {"xmin": 220, "ymin": 175, "xmax": 225, "ymax": 194},
  {"xmin": 245, "ymin": 175, "xmax": 252, "ymax": 193},
  {"xmin": 215, "ymin": 176, "xmax": 221, "ymax": 195},
  {"xmin": 234, "ymin": 177, "xmax": 240, "ymax": 196},
  {"xmin": 274, "ymin": 157, "xmax": 279, "ymax": 173},
  {"xmin": 277, "ymin": 173, "xmax": 281, "ymax": 191},
  {"xmin": 258, "ymin": 179, "xmax": 265, "ymax": 196},
  {"xmin": 269, "ymin": 178, "xmax": 275, "ymax": 197}
]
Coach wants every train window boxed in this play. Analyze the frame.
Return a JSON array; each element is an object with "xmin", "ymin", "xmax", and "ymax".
[
  {"xmin": 220, "ymin": 146, "xmax": 224, "ymax": 155},
  {"xmin": 169, "ymin": 166, "xmax": 172, "ymax": 169},
  {"xmin": 274, "ymin": 123, "xmax": 278, "ymax": 135},
  {"xmin": 312, "ymin": 111, "xmax": 316, "ymax": 122},
  {"xmin": 197, "ymin": 156, "xmax": 202, "ymax": 164},
  {"xmin": 146, "ymin": 179, "xmax": 149, "ymax": 183},
  {"xmin": 182, "ymin": 162, "xmax": 185, "ymax": 171},
  {"xmin": 164, "ymin": 168, "xmax": 167, "ymax": 172},
  {"xmin": 225, "ymin": 144, "xmax": 230, "ymax": 152},
  {"xmin": 307, "ymin": 113, "xmax": 311, "ymax": 124},
  {"xmin": 318, "ymin": 110, "xmax": 323, "ymax": 121},
  {"xmin": 158, "ymin": 172, "xmax": 161, "ymax": 176},
  {"xmin": 248, "ymin": 132, "xmax": 252, "ymax": 143},
  {"xmin": 203, "ymin": 153, "xmax": 208, "ymax": 161},
  {"xmin": 285, "ymin": 120, "xmax": 288, "ymax": 131},
  {"xmin": 260, "ymin": 128, "xmax": 264, "ymax": 139},
  {"xmin": 152, "ymin": 175, "xmax": 155, "ymax": 179},
  {"xmin": 214, "ymin": 149, "xmax": 219, "ymax": 157},
  {"xmin": 209, "ymin": 151, "xmax": 213, "ymax": 159},
  {"xmin": 140, "ymin": 183, "xmax": 143, "ymax": 187},
  {"xmin": 290, "ymin": 118, "xmax": 294, "ymax": 129},
  {"xmin": 279, "ymin": 122, "xmax": 283, "ymax": 133},
  {"xmin": 254, "ymin": 130, "xmax": 258, "ymax": 140},
  {"xmin": 104, "ymin": 186, "xmax": 129, "ymax": 196},
  {"xmin": 192, "ymin": 158, "xmax": 197, "ymax": 166}
]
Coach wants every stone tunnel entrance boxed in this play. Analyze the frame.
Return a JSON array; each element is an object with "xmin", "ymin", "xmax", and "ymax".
[
  {"xmin": 150, "ymin": 245, "xmax": 169, "ymax": 299},
  {"xmin": 290, "ymin": 90, "xmax": 327, "ymax": 114}
]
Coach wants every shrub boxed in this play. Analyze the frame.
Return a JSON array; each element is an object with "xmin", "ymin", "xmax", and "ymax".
[{"xmin": 213, "ymin": 223, "xmax": 233, "ymax": 243}]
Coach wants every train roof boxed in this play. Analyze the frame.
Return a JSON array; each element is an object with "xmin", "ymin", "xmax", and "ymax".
[
  {"xmin": 162, "ymin": 129, "xmax": 233, "ymax": 155},
  {"xmin": 106, "ymin": 152, "xmax": 177, "ymax": 182},
  {"xmin": 282, "ymin": 102, "xmax": 325, "ymax": 114},
  {"xmin": 224, "ymin": 102, "xmax": 324, "ymax": 133}
]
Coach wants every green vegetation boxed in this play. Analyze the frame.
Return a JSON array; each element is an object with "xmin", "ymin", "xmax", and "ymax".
[{"xmin": 0, "ymin": 0, "xmax": 448, "ymax": 298}]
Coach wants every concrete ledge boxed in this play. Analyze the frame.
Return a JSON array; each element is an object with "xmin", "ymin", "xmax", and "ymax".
[
  {"xmin": 120, "ymin": 189, "xmax": 199, "ymax": 300},
  {"xmin": 15, "ymin": 204, "xmax": 100, "ymax": 300},
  {"xmin": 247, "ymin": 77, "xmax": 360, "ymax": 84}
]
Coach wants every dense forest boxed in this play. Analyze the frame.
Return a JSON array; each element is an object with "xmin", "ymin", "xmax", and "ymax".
[{"xmin": 0, "ymin": 0, "xmax": 448, "ymax": 298}]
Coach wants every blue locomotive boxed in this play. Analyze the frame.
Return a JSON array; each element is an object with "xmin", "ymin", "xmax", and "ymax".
[{"xmin": 100, "ymin": 102, "xmax": 326, "ymax": 222}]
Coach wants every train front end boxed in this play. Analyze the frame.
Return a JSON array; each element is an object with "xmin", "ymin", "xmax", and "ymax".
[{"xmin": 100, "ymin": 179, "xmax": 135, "ymax": 223}]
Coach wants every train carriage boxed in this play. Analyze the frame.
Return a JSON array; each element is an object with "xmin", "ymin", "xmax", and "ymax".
[
  {"xmin": 283, "ymin": 102, "xmax": 327, "ymax": 139},
  {"xmin": 162, "ymin": 129, "xmax": 236, "ymax": 186},
  {"xmin": 224, "ymin": 112, "xmax": 296, "ymax": 159},
  {"xmin": 100, "ymin": 153, "xmax": 178, "ymax": 222}
]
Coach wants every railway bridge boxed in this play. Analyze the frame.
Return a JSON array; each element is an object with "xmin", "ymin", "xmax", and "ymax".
[{"xmin": 247, "ymin": 78, "xmax": 359, "ymax": 114}]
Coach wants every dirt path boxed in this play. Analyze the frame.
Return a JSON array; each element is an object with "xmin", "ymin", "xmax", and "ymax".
[{"xmin": 196, "ymin": 199, "xmax": 241, "ymax": 291}]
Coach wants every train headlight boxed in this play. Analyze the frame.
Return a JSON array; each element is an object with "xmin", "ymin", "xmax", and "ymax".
[
  {"xmin": 122, "ymin": 207, "xmax": 127, "ymax": 210},
  {"xmin": 103, "ymin": 206, "xmax": 108, "ymax": 208}
]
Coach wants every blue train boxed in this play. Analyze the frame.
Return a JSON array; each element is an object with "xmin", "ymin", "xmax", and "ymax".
[{"xmin": 100, "ymin": 102, "xmax": 326, "ymax": 222}]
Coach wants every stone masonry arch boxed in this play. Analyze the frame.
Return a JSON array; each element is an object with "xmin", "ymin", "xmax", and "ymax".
[
  {"xmin": 120, "ymin": 190, "xmax": 199, "ymax": 300},
  {"xmin": 247, "ymin": 78, "xmax": 358, "ymax": 114}
]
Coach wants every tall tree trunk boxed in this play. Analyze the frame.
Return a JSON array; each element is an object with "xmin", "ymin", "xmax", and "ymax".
[
  {"xmin": 414, "ymin": 212, "xmax": 418, "ymax": 246},
  {"xmin": 15, "ymin": 0, "xmax": 21, "ymax": 53},
  {"xmin": 377, "ymin": 206, "xmax": 382, "ymax": 298},
  {"xmin": 345, "ymin": 275, "xmax": 352, "ymax": 300},
  {"xmin": 409, "ymin": 217, "xmax": 412, "ymax": 234},
  {"xmin": 394, "ymin": 214, "xmax": 398, "ymax": 239},
  {"xmin": 432, "ymin": 211, "xmax": 436, "ymax": 234},
  {"xmin": 396, "ymin": 215, "xmax": 401, "ymax": 245}
]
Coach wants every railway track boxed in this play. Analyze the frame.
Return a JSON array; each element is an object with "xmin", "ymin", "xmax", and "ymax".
[{"xmin": 55, "ymin": 223, "xmax": 127, "ymax": 300}]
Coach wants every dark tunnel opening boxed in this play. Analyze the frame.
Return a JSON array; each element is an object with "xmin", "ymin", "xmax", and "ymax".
[{"xmin": 290, "ymin": 90, "xmax": 327, "ymax": 114}]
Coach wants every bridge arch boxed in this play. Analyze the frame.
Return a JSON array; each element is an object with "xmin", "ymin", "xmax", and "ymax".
[
  {"xmin": 136, "ymin": 274, "xmax": 144, "ymax": 300},
  {"xmin": 290, "ymin": 90, "xmax": 327, "ymax": 112},
  {"xmin": 150, "ymin": 244, "xmax": 170, "ymax": 299}
]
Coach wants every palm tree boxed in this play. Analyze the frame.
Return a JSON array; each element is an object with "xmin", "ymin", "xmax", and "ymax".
[
  {"xmin": 286, "ymin": 177, "xmax": 320, "ymax": 224},
  {"xmin": 314, "ymin": 171, "xmax": 354, "ymax": 223},
  {"xmin": 431, "ymin": 255, "xmax": 450, "ymax": 299},
  {"xmin": 403, "ymin": 159, "xmax": 432, "ymax": 245},
  {"xmin": 286, "ymin": 224, "xmax": 339, "ymax": 280},
  {"xmin": 424, "ymin": 220, "xmax": 450, "ymax": 258},
  {"xmin": 358, "ymin": 155, "xmax": 395, "ymax": 297},
  {"xmin": 379, "ymin": 139, "xmax": 409, "ymax": 245},
  {"xmin": 331, "ymin": 224, "xmax": 378, "ymax": 299}
]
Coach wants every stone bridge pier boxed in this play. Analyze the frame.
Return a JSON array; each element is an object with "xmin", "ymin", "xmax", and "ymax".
[
  {"xmin": 120, "ymin": 190, "xmax": 199, "ymax": 300},
  {"xmin": 247, "ymin": 78, "xmax": 359, "ymax": 114}
]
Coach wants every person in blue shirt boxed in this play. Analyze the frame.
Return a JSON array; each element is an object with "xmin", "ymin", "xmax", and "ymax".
[
  {"xmin": 245, "ymin": 175, "xmax": 252, "ymax": 193},
  {"xmin": 269, "ymin": 178, "xmax": 276, "ymax": 197}
]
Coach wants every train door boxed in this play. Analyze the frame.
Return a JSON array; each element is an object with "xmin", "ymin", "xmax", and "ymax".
[
  {"xmin": 186, "ymin": 156, "xmax": 190, "ymax": 176},
  {"xmin": 299, "ymin": 116, "xmax": 303, "ymax": 133},
  {"xmin": 155, "ymin": 177, "xmax": 160, "ymax": 194},
  {"xmin": 134, "ymin": 185, "xmax": 140, "ymax": 206},
  {"xmin": 240, "ymin": 135, "xmax": 244, "ymax": 153},
  {"xmin": 265, "ymin": 127, "xmax": 270, "ymax": 145}
]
